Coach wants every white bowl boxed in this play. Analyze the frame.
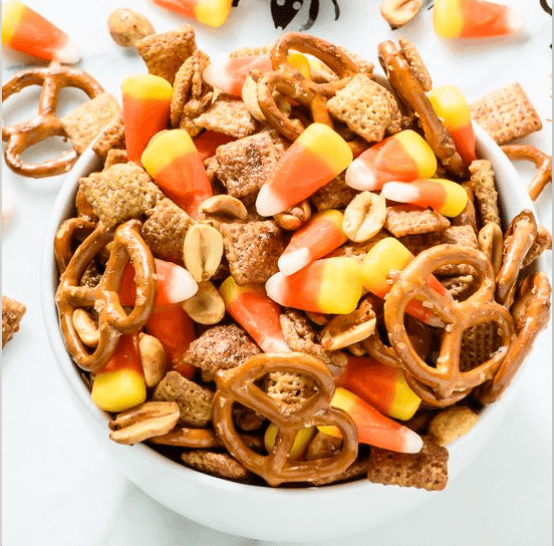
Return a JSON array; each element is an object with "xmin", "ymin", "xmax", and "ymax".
[{"xmin": 41, "ymin": 123, "xmax": 548, "ymax": 543}]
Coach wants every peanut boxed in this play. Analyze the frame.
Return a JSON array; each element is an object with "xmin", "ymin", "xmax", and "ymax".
[
  {"xmin": 183, "ymin": 223, "xmax": 224, "ymax": 282},
  {"xmin": 479, "ymin": 222, "xmax": 504, "ymax": 276},
  {"xmin": 342, "ymin": 191, "xmax": 387, "ymax": 243},
  {"xmin": 72, "ymin": 309, "xmax": 99, "ymax": 348},
  {"xmin": 380, "ymin": 0, "xmax": 422, "ymax": 30},
  {"xmin": 107, "ymin": 8, "xmax": 155, "ymax": 47},
  {"xmin": 139, "ymin": 333, "xmax": 167, "ymax": 388},
  {"xmin": 274, "ymin": 201, "xmax": 312, "ymax": 231},
  {"xmin": 182, "ymin": 282, "xmax": 226, "ymax": 325}
]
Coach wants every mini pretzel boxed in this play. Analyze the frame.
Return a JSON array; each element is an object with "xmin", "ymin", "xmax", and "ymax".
[
  {"xmin": 212, "ymin": 352, "xmax": 358, "ymax": 486},
  {"xmin": 385, "ymin": 245, "xmax": 515, "ymax": 407},
  {"xmin": 54, "ymin": 217, "xmax": 98, "ymax": 274},
  {"xmin": 377, "ymin": 40, "xmax": 465, "ymax": 177},
  {"xmin": 2, "ymin": 61, "xmax": 104, "ymax": 178},
  {"xmin": 501, "ymin": 145, "xmax": 552, "ymax": 201},
  {"xmin": 55, "ymin": 220, "xmax": 156, "ymax": 372},
  {"xmin": 478, "ymin": 273, "xmax": 552, "ymax": 405}
]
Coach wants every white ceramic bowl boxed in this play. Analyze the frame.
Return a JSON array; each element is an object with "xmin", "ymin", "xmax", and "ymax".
[{"xmin": 41, "ymin": 123, "xmax": 548, "ymax": 543}]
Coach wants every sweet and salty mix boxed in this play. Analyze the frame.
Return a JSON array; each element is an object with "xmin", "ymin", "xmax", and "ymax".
[{"xmin": 21, "ymin": 18, "xmax": 549, "ymax": 488}]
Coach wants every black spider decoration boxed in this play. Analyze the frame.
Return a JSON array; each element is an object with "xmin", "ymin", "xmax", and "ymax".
[{"xmin": 232, "ymin": 0, "xmax": 341, "ymax": 30}]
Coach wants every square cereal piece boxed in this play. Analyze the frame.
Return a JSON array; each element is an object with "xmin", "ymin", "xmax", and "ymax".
[
  {"xmin": 366, "ymin": 436, "xmax": 449, "ymax": 491},
  {"xmin": 215, "ymin": 131, "xmax": 287, "ymax": 205},
  {"xmin": 311, "ymin": 172, "xmax": 358, "ymax": 211},
  {"xmin": 195, "ymin": 99, "xmax": 258, "ymax": 139},
  {"xmin": 469, "ymin": 159, "xmax": 501, "ymax": 228},
  {"xmin": 385, "ymin": 205, "xmax": 451, "ymax": 238},
  {"xmin": 153, "ymin": 371, "xmax": 213, "ymax": 427},
  {"xmin": 103, "ymin": 148, "xmax": 128, "ymax": 169},
  {"xmin": 61, "ymin": 93, "xmax": 121, "ymax": 154},
  {"xmin": 183, "ymin": 324, "xmax": 261, "ymax": 381},
  {"xmin": 92, "ymin": 115, "xmax": 125, "ymax": 160},
  {"xmin": 470, "ymin": 83, "xmax": 542, "ymax": 145},
  {"xmin": 180, "ymin": 451, "xmax": 250, "ymax": 481},
  {"xmin": 2, "ymin": 296, "xmax": 26, "ymax": 347},
  {"xmin": 135, "ymin": 25, "xmax": 197, "ymax": 85},
  {"xmin": 80, "ymin": 162, "xmax": 163, "ymax": 228},
  {"xmin": 220, "ymin": 220, "xmax": 287, "ymax": 285},
  {"xmin": 141, "ymin": 198, "xmax": 194, "ymax": 264},
  {"xmin": 327, "ymin": 74, "xmax": 401, "ymax": 143}
]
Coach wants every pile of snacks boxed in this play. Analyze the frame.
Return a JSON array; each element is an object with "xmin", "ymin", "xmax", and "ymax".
[{"xmin": 53, "ymin": 26, "xmax": 551, "ymax": 490}]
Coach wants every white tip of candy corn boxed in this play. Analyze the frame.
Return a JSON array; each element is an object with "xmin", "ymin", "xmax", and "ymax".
[
  {"xmin": 259, "ymin": 337, "xmax": 292, "ymax": 354},
  {"xmin": 265, "ymin": 273, "xmax": 286, "ymax": 306},
  {"xmin": 165, "ymin": 265, "xmax": 199, "ymax": 303},
  {"xmin": 345, "ymin": 158, "xmax": 378, "ymax": 191},
  {"xmin": 505, "ymin": 9, "xmax": 526, "ymax": 35},
  {"xmin": 278, "ymin": 248, "xmax": 310, "ymax": 276},
  {"xmin": 202, "ymin": 53, "xmax": 232, "ymax": 93},
  {"xmin": 381, "ymin": 182, "xmax": 420, "ymax": 204},
  {"xmin": 53, "ymin": 37, "xmax": 82, "ymax": 64},
  {"xmin": 256, "ymin": 185, "xmax": 288, "ymax": 217},
  {"xmin": 402, "ymin": 428, "xmax": 424, "ymax": 454}
]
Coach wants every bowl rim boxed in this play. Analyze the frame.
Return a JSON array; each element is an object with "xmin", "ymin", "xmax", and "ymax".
[{"xmin": 40, "ymin": 121, "xmax": 549, "ymax": 498}]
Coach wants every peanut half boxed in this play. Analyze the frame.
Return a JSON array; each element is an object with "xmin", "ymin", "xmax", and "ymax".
[
  {"xmin": 274, "ymin": 201, "xmax": 312, "ymax": 231},
  {"xmin": 342, "ymin": 191, "xmax": 387, "ymax": 243},
  {"xmin": 478, "ymin": 222, "xmax": 504, "ymax": 276},
  {"xmin": 380, "ymin": 0, "xmax": 422, "ymax": 30},
  {"xmin": 139, "ymin": 333, "xmax": 167, "ymax": 388},
  {"xmin": 183, "ymin": 223, "xmax": 224, "ymax": 282},
  {"xmin": 72, "ymin": 309, "xmax": 99, "ymax": 348},
  {"xmin": 182, "ymin": 281, "xmax": 226, "ymax": 325},
  {"xmin": 197, "ymin": 195, "xmax": 248, "ymax": 228}
]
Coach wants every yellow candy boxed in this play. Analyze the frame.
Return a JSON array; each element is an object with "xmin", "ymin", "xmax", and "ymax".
[
  {"xmin": 264, "ymin": 424, "xmax": 316, "ymax": 461},
  {"xmin": 91, "ymin": 369, "xmax": 147, "ymax": 413}
]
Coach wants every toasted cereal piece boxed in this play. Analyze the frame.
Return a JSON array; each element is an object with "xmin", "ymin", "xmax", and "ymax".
[
  {"xmin": 61, "ymin": 93, "xmax": 121, "ymax": 155},
  {"xmin": 179, "ymin": 93, "xmax": 215, "ymax": 137},
  {"xmin": 220, "ymin": 220, "xmax": 287, "ymax": 285},
  {"xmin": 327, "ymin": 74, "xmax": 401, "ymax": 143},
  {"xmin": 80, "ymin": 163, "xmax": 162, "ymax": 228},
  {"xmin": 153, "ymin": 371, "xmax": 213, "ymax": 427},
  {"xmin": 469, "ymin": 160, "xmax": 501, "ymax": 228},
  {"xmin": 263, "ymin": 369, "xmax": 318, "ymax": 406},
  {"xmin": 460, "ymin": 321, "xmax": 500, "ymax": 372},
  {"xmin": 229, "ymin": 45, "xmax": 272, "ymax": 57},
  {"xmin": 385, "ymin": 205, "xmax": 450, "ymax": 238},
  {"xmin": 337, "ymin": 46, "xmax": 374, "ymax": 76},
  {"xmin": 135, "ymin": 25, "xmax": 197, "ymax": 85},
  {"xmin": 451, "ymin": 182, "xmax": 478, "ymax": 232},
  {"xmin": 366, "ymin": 436, "xmax": 449, "ymax": 491},
  {"xmin": 2, "ymin": 296, "xmax": 26, "ymax": 347},
  {"xmin": 180, "ymin": 451, "xmax": 250, "ymax": 481},
  {"xmin": 428, "ymin": 406, "xmax": 479, "ymax": 446},
  {"xmin": 103, "ymin": 148, "xmax": 128, "ymax": 169},
  {"xmin": 398, "ymin": 37, "xmax": 432, "ymax": 92},
  {"xmin": 195, "ymin": 99, "xmax": 258, "ymax": 139},
  {"xmin": 400, "ymin": 225, "xmax": 479, "ymax": 256},
  {"xmin": 470, "ymin": 83, "xmax": 542, "ymax": 145},
  {"xmin": 306, "ymin": 431, "xmax": 342, "ymax": 460},
  {"xmin": 522, "ymin": 225, "xmax": 552, "ymax": 268},
  {"xmin": 92, "ymin": 115, "xmax": 125, "ymax": 160},
  {"xmin": 439, "ymin": 274, "xmax": 476, "ymax": 300},
  {"xmin": 182, "ymin": 324, "xmax": 261, "ymax": 381},
  {"xmin": 310, "ymin": 172, "xmax": 358, "ymax": 212},
  {"xmin": 313, "ymin": 458, "xmax": 369, "ymax": 486},
  {"xmin": 233, "ymin": 404, "xmax": 265, "ymax": 432},
  {"xmin": 215, "ymin": 131, "xmax": 287, "ymax": 205},
  {"xmin": 141, "ymin": 198, "xmax": 195, "ymax": 264}
]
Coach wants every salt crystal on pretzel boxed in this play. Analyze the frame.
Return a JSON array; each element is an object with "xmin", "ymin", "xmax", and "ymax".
[
  {"xmin": 385, "ymin": 205, "xmax": 451, "ymax": 238},
  {"xmin": 195, "ymin": 99, "xmax": 258, "ymax": 139},
  {"xmin": 2, "ymin": 295, "xmax": 26, "ymax": 348}
]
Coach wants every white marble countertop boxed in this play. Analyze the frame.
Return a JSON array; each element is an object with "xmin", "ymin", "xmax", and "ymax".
[{"xmin": 2, "ymin": 1, "xmax": 552, "ymax": 544}]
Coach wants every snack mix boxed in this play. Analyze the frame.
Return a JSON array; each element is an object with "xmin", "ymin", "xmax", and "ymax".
[{"xmin": 51, "ymin": 26, "xmax": 551, "ymax": 490}]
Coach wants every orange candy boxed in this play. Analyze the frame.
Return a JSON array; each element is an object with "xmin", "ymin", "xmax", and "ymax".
[{"xmin": 152, "ymin": 0, "xmax": 234, "ymax": 28}]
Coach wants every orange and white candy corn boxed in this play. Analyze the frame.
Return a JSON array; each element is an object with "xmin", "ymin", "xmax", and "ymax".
[
  {"xmin": 257, "ymin": 123, "xmax": 353, "ymax": 217},
  {"xmin": 2, "ymin": 1, "xmax": 81, "ymax": 64},
  {"xmin": 319, "ymin": 388, "xmax": 423, "ymax": 454},
  {"xmin": 381, "ymin": 179, "xmax": 468, "ymax": 217},
  {"xmin": 219, "ymin": 277, "xmax": 291, "ymax": 354},
  {"xmin": 266, "ymin": 257, "xmax": 364, "ymax": 315},
  {"xmin": 428, "ymin": 85, "xmax": 477, "ymax": 166},
  {"xmin": 122, "ymin": 74, "xmax": 173, "ymax": 164},
  {"xmin": 362, "ymin": 237, "xmax": 451, "ymax": 327},
  {"xmin": 337, "ymin": 356, "xmax": 421, "ymax": 421},
  {"xmin": 278, "ymin": 210, "xmax": 348, "ymax": 276},
  {"xmin": 434, "ymin": 0, "xmax": 524, "ymax": 39},
  {"xmin": 141, "ymin": 129, "xmax": 213, "ymax": 217},
  {"xmin": 152, "ymin": 0, "xmax": 233, "ymax": 28},
  {"xmin": 345, "ymin": 130, "xmax": 437, "ymax": 192}
]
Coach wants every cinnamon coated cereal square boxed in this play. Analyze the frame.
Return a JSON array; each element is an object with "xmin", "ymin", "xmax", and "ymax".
[
  {"xmin": 92, "ymin": 115, "xmax": 125, "ymax": 159},
  {"xmin": 311, "ymin": 172, "xmax": 358, "ymax": 212},
  {"xmin": 195, "ymin": 99, "xmax": 258, "ymax": 139},
  {"xmin": 180, "ymin": 451, "xmax": 250, "ymax": 481},
  {"xmin": 385, "ymin": 205, "xmax": 451, "ymax": 238}
]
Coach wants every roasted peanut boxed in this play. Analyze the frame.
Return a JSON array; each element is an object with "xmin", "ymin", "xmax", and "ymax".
[
  {"xmin": 107, "ymin": 8, "xmax": 155, "ymax": 47},
  {"xmin": 182, "ymin": 281, "xmax": 226, "ymax": 325},
  {"xmin": 72, "ymin": 309, "xmax": 99, "ymax": 348},
  {"xmin": 274, "ymin": 201, "xmax": 312, "ymax": 231},
  {"xmin": 342, "ymin": 191, "xmax": 387, "ymax": 243},
  {"xmin": 428, "ymin": 406, "xmax": 479, "ymax": 446},
  {"xmin": 380, "ymin": 0, "xmax": 422, "ymax": 30},
  {"xmin": 139, "ymin": 333, "xmax": 167, "ymax": 388},
  {"xmin": 197, "ymin": 195, "xmax": 248, "ymax": 228},
  {"xmin": 183, "ymin": 223, "xmax": 224, "ymax": 282},
  {"xmin": 478, "ymin": 222, "xmax": 504, "ymax": 276}
]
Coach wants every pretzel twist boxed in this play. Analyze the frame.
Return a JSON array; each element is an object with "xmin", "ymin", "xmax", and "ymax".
[
  {"xmin": 385, "ymin": 245, "xmax": 515, "ymax": 407},
  {"xmin": 55, "ymin": 220, "xmax": 156, "ymax": 372},
  {"xmin": 54, "ymin": 217, "xmax": 98, "ymax": 274},
  {"xmin": 2, "ymin": 61, "xmax": 104, "ymax": 178},
  {"xmin": 213, "ymin": 353, "xmax": 358, "ymax": 486}
]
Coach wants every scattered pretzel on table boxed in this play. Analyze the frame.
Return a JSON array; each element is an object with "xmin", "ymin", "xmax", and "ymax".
[{"xmin": 2, "ymin": 61, "xmax": 104, "ymax": 178}]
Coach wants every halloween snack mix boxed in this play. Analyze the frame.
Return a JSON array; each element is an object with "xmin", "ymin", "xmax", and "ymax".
[{"xmin": 53, "ymin": 29, "xmax": 552, "ymax": 490}]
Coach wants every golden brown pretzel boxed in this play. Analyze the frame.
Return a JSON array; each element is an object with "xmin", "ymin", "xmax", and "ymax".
[
  {"xmin": 501, "ymin": 145, "xmax": 552, "ymax": 201},
  {"xmin": 2, "ymin": 61, "xmax": 104, "ymax": 178},
  {"xmin": 478, "ymin": 273, "xmax": 552, "ymax": 405},
  {"xmin": 384, "ymin": 245, "xmax": 515, "ymax": 407},
  {"xmin": 55, "ymin": 220, "xmax": 156, "ymax": 372},
  {"xmin": 54, "ymin": 217, "xmax": 98, "ymax": 274},
  {"xmin": 212, "ymin": 352, "xmax": 358, "ymax": 486}
]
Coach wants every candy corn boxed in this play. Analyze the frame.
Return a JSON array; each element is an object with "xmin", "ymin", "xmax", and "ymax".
[
  {"xmin": 278, "ymin": 210, "xmax": 348, "ymax": 276},
  {"xmin": 434, "ymin": 0, "xmax": 523, "ymax": 39},
  {"xmin": 345, "ymin": 130, "xmax": 437, "ymax": 192},
  {"xmin": 120, "ymin": 258, "xmax": 198, "ymax": 308},
  {"xmin": 264, "ymin": 425, "xmax": 316, "ymax": 460},
  {"xmin": 145, "ymin": 305, "xmax": 196, "ymax": 378},
  {"xmin": 219, "ymin": 277, "xmax": 291, "ymax": 353},
  {"xmin": 362, "ymin": 237, "xmax": 451, "ymax": 327},
  {"xmin": 122, "ymin": 74, "xmax": 173, "ymax": 164},
  {"xmin": 320, "ymin": 388, "xmax": 423, "ymax": 453},
  {"xmin": 2, "ymin": 1, "xmax": 81, "ymax": 64},
  {"xmin": 141, "ymin": 129, "xmax": 213, "ymax": 217},
  {"xmin": 428, "ymin": 85, "xmax": 476, "ymax": 166},
  {"xmin": 193, "ymin": 131, "xmax": 236, "ymax": 162},
  {"xmin": 152, "ymin": 0, "xmax": 234, "ymax": 28},
  {"xmin": 257, "ymin": 124, "xmax": 353, "ymax": 217},
  {"xmin": 91, "ymin": 334, "xmax": 147, "ymax": 412},
  {"xmin": 381, "ymin": 179, "xmax": 468, "ymax": 217},
  {"xmin": 266, "ymin": 257, "xmax": 364, "ymax": 315},
  {"xmin": 203, "ymin": 53, "xmax": 273, "ymax": 97},
  {"xmin": 337, "ymin": 356, "xmax": 421, "ymax": 421}
]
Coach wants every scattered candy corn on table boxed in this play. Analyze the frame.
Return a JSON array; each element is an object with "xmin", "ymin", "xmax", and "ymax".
[{"xmin": 2, "ymin": 1, "xmax": 552, "ymax": 545}]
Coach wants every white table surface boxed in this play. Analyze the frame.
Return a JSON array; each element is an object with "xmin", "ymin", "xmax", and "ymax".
[{"xmin": 2, "ymin": 1, "xmax": 552, "ymax": 545}]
